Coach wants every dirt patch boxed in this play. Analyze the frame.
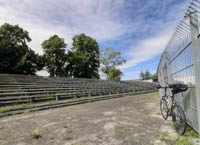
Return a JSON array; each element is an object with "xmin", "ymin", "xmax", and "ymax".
[{"xmin": 0, "ymin": 92, "xmax": 178, "ymax": 145}]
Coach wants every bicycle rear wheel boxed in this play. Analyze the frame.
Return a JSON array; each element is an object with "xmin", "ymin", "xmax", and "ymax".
[
  {"xmin": 160, "ymin": 98, "xmax": 168, "ymax": 120},
  {"xmin": 172, "ymin": 105, "xmax": 186, "ymax": 135}
]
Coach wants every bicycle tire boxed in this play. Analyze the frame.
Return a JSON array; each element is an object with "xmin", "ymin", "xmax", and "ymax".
[
  {"xmin": 172, "ymin": 105, "xmax": 186, "ymax": 135},
  {"xmin": 160, "ymin": 98, "xmax": 168, "ymax": 120}
]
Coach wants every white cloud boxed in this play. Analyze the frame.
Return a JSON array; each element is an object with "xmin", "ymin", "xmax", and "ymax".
[
  {"xmin": 120, "ymin": 31, "xmax": 171, "ymax": 69},
  {"xmin": 0, "ymin": 0, "xmax": 129, "ymax": 54},
  {"xmin": 119, "ymin": 0, "xmax": 188, "ymax": 70},
  {"xmin": 0, "ymin": 0, "xmax": 189, "ymax": 78}
]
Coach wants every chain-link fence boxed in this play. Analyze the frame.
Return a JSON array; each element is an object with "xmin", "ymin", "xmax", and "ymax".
[{"xmin": 158, "ymin": 0, "xmax": 200, "ymax": 134}]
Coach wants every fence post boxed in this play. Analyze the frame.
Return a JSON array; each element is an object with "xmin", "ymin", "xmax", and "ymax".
[{"xmin": 189, "ymin": 12, "xmax": 200, "ymax": 135}]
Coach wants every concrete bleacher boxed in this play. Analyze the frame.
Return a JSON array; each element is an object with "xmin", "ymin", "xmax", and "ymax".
[{"xmin": 0, "ymin": 74, "xmax": 157, "ymax": 117}]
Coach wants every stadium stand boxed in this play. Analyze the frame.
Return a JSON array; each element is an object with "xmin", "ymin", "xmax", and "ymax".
[{"xmin": 0, "ymin": 74, "xmax": 157, "ymax": 117}]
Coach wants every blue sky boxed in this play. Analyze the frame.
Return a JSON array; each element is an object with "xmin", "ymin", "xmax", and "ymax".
[{"xmin": 0, "ymin": 0, "xmax": 189, "ymax": 80}]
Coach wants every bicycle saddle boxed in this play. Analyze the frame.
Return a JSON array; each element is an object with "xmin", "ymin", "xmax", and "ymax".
[{"xmin": 169, "ymin": 84, "xmax": 188, "ymax": 94}]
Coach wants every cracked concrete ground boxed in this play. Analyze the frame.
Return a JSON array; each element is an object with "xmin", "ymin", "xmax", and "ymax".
[{"xmin": 0, "ymin": 92, "xmax": 177, "ymax": 145}]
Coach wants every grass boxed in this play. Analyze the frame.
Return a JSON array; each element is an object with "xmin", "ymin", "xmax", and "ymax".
[
  {"xmin": 159, "ymin": 131, "xmax": 174, "ymax": 144},
  {"xmin": 143, "ymin": 110, "xmax": 151, "ymax": 116},
  {"xmin": 64, "ymin": 125, "xmax": 73, "ymax": 140},
  {"xmin": 28, "ymin": 109, "xmax": 34, "ymax": 113},
  {"xmin": 0, "ymin": 104, "xmax": 29, "ymax": 113},
  {"xmin": 173, "ymin": 125, "xmax": 199, "ymax": 145},
  {"xmin": 66, "ymin": 128, "xmax": 73, "ymax": 134},
  {"xmin": 116, "ymin": 125, "xmax": 138, "ymax": 138},
  {"xmin": 21, "ymin": 104, "xmax": 28, "ymax": 107},
  {"xmin": 64, "ymin": 125, "xmax": 73, "ymax": 134},
  {"xmin": 184, "ymin": 125, "xmax": 199, "ymax": 138},
  {"xmin": 134, "ymin": 140, "xmax": 142, "ymax": 145},
  {"xmin": 139, "ymin": 109, "xmax": 152, "ymax": 116},
  {"xmin": 44, "ymin": 95, "xmax": 53, "ymax": 99},
  {"xmin": 27, "ymin": 110, "xmax": 38, "ymax": 115},
  {"xmin": 74, "ymin": 95, "xmax": 78, "ymax": 100},
  {"xmin": 159, "ymin": 125, "xmax": 198, "ymax": 145},
  {"xmin": 0, "ymin": 107, "xmax": 8, "ymax": 113},
  {"xmin": 31, "ymin": 130, "xmax": 41, "ymax": 139},
  {"xmin": 168, "ymin": 122, "xmax": 174, "ymax": 128},
  {"xmin": 144, "ymin": 92, "xmax": 160, "ymax": 102},
  {"xmin": 118, "ymin": 127, "xmax": 130, "ymax": 135},
  {"xmin": 0, "ymin": 113, "xmax": 5, "ymax": 118},
  {"xmin": 174, "ymin": 135, "xmax": 193, "ymax": 145}
]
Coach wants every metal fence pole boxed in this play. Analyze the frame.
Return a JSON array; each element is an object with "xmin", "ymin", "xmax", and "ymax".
[{"xmin": 189, "ymin": 12, "xmax": 200, "ymax": 135}]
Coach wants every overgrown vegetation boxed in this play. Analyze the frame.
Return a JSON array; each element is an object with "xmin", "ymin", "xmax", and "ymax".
[
  {"xmin": 0, "ymin": 104, "xmax": 29, "ymax": 117},
  {"xmin": 0, "ymin": 104, "xmax": 28, "ymax": 113},
  {"xmin": 159, "ymin": 131, "xmax": 174, "ymax": 144},
  {"xmin": 173, "ymin": 125, "xmax": 199, "ymax": 145},
  {"xmin": 159, "ymin": 125, "xmax": 199, "ymax": 145},
  {"xmin": 0, "ymin": 107, "xmax": 8, "ymax": 113}
]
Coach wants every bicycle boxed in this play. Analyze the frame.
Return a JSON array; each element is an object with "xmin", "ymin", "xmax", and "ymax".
[{"xmin": 157, "ymin": 83, "xmax": 188, "ymax": 135}]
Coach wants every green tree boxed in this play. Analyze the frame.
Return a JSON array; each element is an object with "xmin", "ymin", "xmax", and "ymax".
[
  {"xmin": 0, "ymin": 23, "xmax": 43, "ymax": 74},
  {"xmin": 100, "ymin": 48, "xmax": 126, "ymax": 80},
  {"xmin": 144, "ymin": 70, "xmax": 152, "ymax": 80},
  {"xmin": 107, "ymin": 66, "xmax": 123, "ymax": 81},
  {"xmin": 66, "ymin": 33, "xmax": 100, "ymax": 78},
  {"xmin": 15, "ymin": 49, "xmax": 44, "ymax": 75},
  {"xmin": 42, "ymin": 35, "xmax": 67, "ymax": 77},
  {"xmin": 152, "ymin": 73, "xmax": 158, "ymax": 82},
  {"xmin": 140, "ymin": 71, "xmax": 145, "ymax": 80}
]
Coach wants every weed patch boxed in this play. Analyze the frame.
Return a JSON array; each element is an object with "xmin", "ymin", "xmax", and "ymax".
[
  {"xmin": 0, "ymin": 107, "xmax": 8, "ymax": 113},
  {"xmin": 159, "ymin": 131, "xmax": 174, "ymax": 144},
  {"xmin": 0, "ymin": 104, "xmax": 29, "ymax": 113},
  {"xmin": 44, "ymin": 95, "xmax": 53, "ymax": 99},
  {"xmin": 159, "ymin": 125, "xmax": 198, "ymax": 145},
  {"xmin": 31, "ymin": 130, "xmax": 41, "ymax": 139},
  {"xmin": 173, "ymin": 125, "xmax": 199, "ymax": 145},
  {"xmin": 144, "ymin": 92, "xmax": 160, "ymax": 102}
]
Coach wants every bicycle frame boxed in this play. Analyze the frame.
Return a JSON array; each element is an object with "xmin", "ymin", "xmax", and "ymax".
[{"xmin": 161, "ymin": 87, "xmax": 176, "ymax": 114}]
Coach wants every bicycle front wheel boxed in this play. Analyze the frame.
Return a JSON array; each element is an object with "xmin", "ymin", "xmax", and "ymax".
[
  {"xmin": 172, "ymin": 105, "xmax": 186, "ymax": 135},
  {"xmin": 160, "ymin": 98, "xmax": 168, "ymax": 120}
]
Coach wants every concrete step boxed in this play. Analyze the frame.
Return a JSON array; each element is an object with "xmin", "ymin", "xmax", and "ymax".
[
  {"xmin": 0, "ymin": 90, "xmax": 114, "ymax": 106},
  {"xmin": 0, "ymin": 88, "xmax": 113, "ymax": 98},
  {"xmin": 0, "ymin": 91, "xmax": 156, "ymax": 118}
]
